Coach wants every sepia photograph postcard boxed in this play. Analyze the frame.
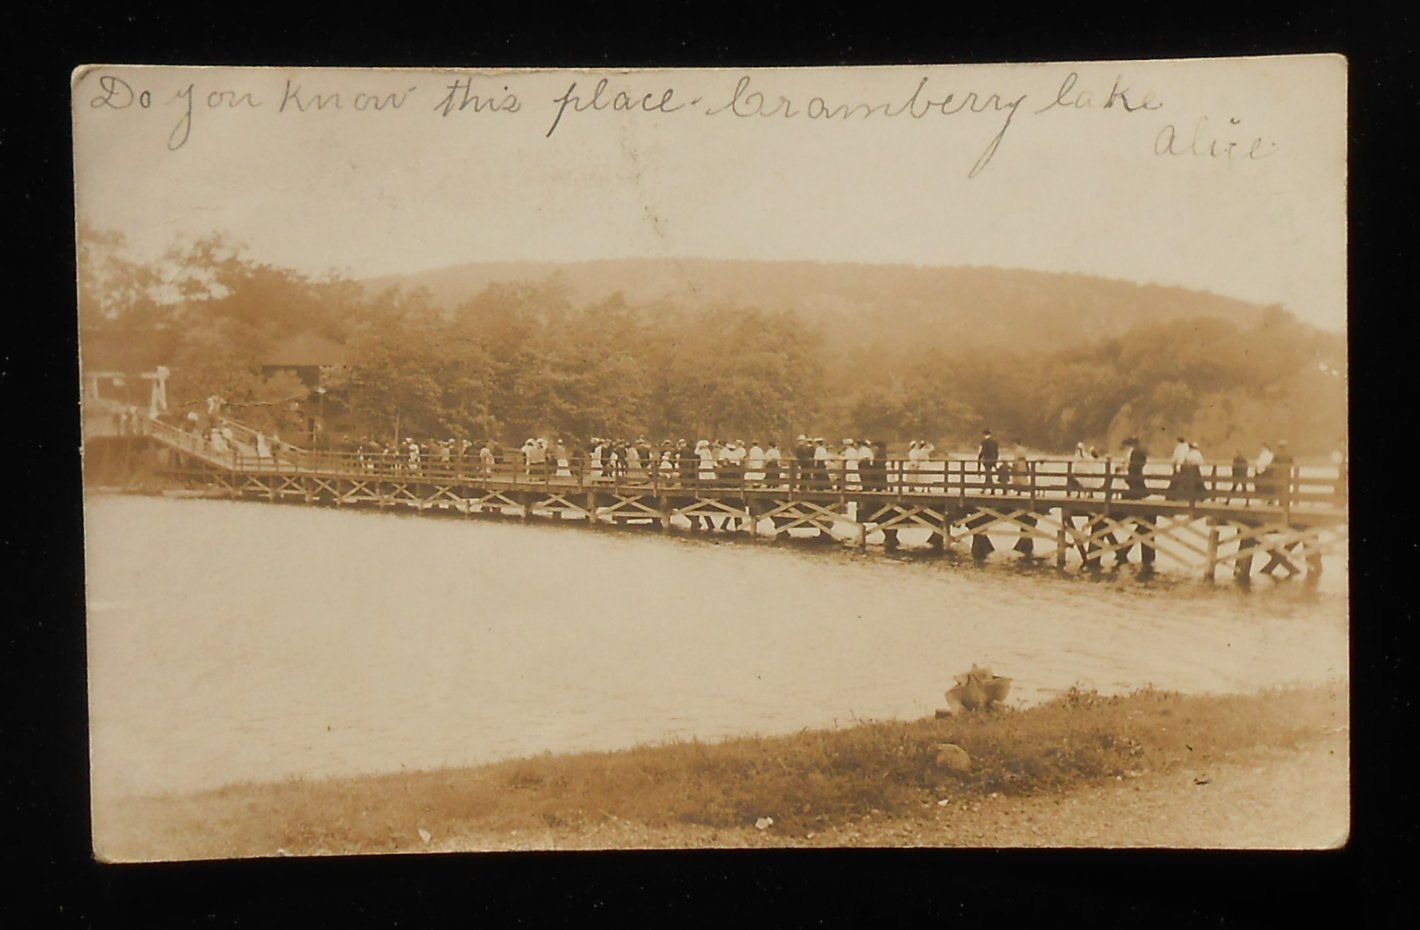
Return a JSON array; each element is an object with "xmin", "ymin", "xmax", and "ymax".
[{"xmin": 73, "ymin": 56, "xmax": 1349, "ymax": 861}]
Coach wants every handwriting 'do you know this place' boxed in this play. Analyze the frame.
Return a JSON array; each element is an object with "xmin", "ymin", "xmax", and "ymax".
[{"xmin": 76, "ymin": 63, "xmax": 1307, "ymax": 180}]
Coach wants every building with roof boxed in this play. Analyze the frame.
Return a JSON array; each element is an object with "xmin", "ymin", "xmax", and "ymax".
[{"xmin": 260, "ymin": 332, "xmax": 349, "ymax": 388}]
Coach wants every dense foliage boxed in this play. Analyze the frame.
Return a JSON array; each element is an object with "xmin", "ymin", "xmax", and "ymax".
[{"xmin": 78, "ymin": 228, "xmax": 1347, "ymax": 456}]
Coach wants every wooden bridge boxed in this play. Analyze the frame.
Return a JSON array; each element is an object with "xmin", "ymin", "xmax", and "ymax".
[{"xmin": 83, "ymin": 406, "xmax": 1348, "ymax": 585}]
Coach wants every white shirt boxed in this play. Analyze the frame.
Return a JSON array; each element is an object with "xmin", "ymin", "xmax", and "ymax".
[
  {"xmin": 1185, "ymin": 447, "xmax": 1204, "ymax": 466},
  {"xmin": 1257, "ymin": 448, "xmax": 1275, "ymax": 470},
  {"xmin": 1172, "ymin": 442, "xmax": 1190, "ymax": 467}
]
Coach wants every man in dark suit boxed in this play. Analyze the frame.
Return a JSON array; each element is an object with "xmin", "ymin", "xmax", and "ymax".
[{"xmin": 978, "ymin": 429, "xmax": 1000, "ymax": 493}]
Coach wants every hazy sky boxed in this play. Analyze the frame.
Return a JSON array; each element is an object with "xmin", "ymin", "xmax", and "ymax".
[{"xmin": 73, "ymin": 56, "xmax": 1347, "ymax": 330}]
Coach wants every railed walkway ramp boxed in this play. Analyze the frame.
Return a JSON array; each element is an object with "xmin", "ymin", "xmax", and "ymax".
[{"xmin": 86, "ymin": 410, "xmax": 1348, "ymax": 585}]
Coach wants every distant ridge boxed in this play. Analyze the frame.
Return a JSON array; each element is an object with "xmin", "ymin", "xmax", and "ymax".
[{"xmin": 364, "ymin": 258, "xmax": 1272, "ymax": 353}]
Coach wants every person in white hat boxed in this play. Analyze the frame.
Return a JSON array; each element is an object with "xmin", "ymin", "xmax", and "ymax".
[{"xmin": 840, "ymin": 438, "xmax": 860, "ymax": 491}]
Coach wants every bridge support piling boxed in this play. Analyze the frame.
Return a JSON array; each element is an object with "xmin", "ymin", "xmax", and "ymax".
[
  {"xmin": 1234, "ymin": 528, "xmax": 1256, "ymax": 586},
  {"xmin": 1139, "ymin": 514, "xmax": 1156, "ymax": 569},
  {"xmin": 1304, "ymin": 538, "xmax": 1324, "ymax": 582},
  {"xmin": 1013, "ymin": 512, "xmax": 1036, "ymax": 558},
  {"xmin": 1056, "ymin": 509, "xmax": 1069, "ymax": 568},
  {"xmin": 1204, "ymin": 518, "xmax": 1219, "ymax": 582},
  {"xmin": 1082, "ymin": 515, "xmax": 1102, "ymax": 571},
  {"xmin": 658, "ymin": 496, "xmax": 672, "ymax": 533}
]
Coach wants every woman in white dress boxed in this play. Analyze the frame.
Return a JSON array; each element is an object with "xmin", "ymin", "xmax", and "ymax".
[
  {"xmin": 1077, "ymin": 444, "xmax": 1105, "ymax": 495},
  {"xmin": 917, "ymin": 440, "xmax": 937, "ymax": 490},
  {"xmin": 905, "ymin": 440, "xmax": 921, "ymax": 490},
  {"xmin": 696, "ymin": 439, "xmax": 716, "ymax": 483},
  {"xmin": 553, "ymin": 439, "xmax": 571, "ymax": 478},
  {"xmin": 589, "ymin": 439, "xmax": 605, "ymax": 479},
  {"xmin": 745, "ymin": 441, "xmax": 766, "ymax": 484}
]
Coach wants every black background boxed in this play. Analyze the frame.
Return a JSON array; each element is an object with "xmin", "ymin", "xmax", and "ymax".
[{"xmin": 3, "ymin": 5, "xmax": 1411, "ymax": 926}]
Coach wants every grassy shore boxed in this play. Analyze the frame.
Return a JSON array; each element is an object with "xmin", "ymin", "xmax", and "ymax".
[{"xmin": 95, "ymin": 684, "xmax": 1347, "ymax": 860}]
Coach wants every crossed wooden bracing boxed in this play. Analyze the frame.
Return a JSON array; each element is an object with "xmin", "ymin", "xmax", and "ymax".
[{"xmin": 151, "ymin": 454, "xmax": 1345, "ymax": 585}]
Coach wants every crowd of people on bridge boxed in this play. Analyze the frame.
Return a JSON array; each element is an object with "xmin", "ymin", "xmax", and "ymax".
[{"xmin": 325, "ymin": 429, "xmax": 1341, "ymax": 506}]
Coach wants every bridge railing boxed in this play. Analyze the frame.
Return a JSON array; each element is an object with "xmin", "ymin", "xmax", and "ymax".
[
  {"xmin": 209, "ymin": 449, "xmax": 1345, "ymax": 512},
  {"xmin": 136, "ymin": 414, "xmax": 224, "ymax": 463},
  {"xmin": 211, "ymin": 414, "xmax": 308, "ymax": 463}
]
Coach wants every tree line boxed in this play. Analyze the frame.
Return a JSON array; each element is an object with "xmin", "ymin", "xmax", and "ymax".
[{"xmin": 78, "ymin": 227, "xmax": 1347, "ymax": 457}]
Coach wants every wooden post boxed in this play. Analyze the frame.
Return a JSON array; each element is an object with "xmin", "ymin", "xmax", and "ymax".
[
  {"xmin": 1139, "ymin": 513, "xmax": 1156, "ymax": 569},
  {"xmin": 1283, "ymin": 466, "xmax": 1293, "ymax": 525},
  {"xmin": 1056, "ymin": 509, "xmax": 1069, "ymax": 568},
  {"xmin": 1304, "ymin": 534, "xmax": 1325, "ymax": 582},
  {"xmin": 1013, "ymin": 512, "xmax": 1036, "ymax": 557},
  {"xmin": 1103, "ymin": 457, "xmax": 1113, "ymax": 512},
  {"xmin": 659, "ymin": 495, "xmax": 672, "ymax": 533},
  {"xmin": 586, "ymin": 490, "xmax": 598, "ymax": 527},
  {"xmin": 1234, "ymin": 525, "xmax": 1256, "ymax": 585},
  {"xmin": 1082, "ymin": 516, "xmax": 1101, "ymax": 570},
  {"xmin": 1204, "ymin": 517, "xmax": 1220, "ymax": 582},
  {"xmin": 967, "ymin": 511, "xmax": 995, "ymax": 561}
]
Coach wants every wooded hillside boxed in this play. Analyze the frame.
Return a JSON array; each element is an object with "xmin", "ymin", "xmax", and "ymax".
[{"xmin": 79, "ymin": 229, "xmax": 1346, "ymax": 457}]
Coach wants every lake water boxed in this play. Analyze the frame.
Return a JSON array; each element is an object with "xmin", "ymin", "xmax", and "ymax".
[{"xmin": 84, "ymin": 494, "xmax": 1348, "ymax": 800}]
